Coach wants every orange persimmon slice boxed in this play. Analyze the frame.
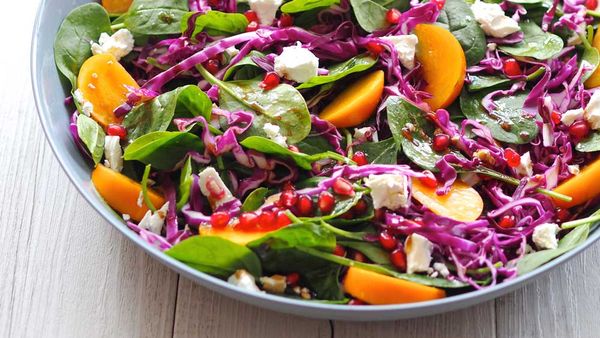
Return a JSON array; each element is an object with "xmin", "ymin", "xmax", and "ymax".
[
  {"xmin": 553, "ymin": 159, "xmax": 600, "ymax": 208},
  {"xmin": 102, "ymin": 0, "xmax": 133, "ymax": 14},
  {"xmin": 412, "ymin": 179, "xmax": 483, "ymax": 222}
]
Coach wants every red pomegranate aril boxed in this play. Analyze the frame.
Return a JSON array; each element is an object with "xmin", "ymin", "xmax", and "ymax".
[
  {"xmin": 296, "ymin": 195, "xmax": 314, "ymax": 216},
  {"xmin": 569, "ymin": 120, "xmax": 590, "ymax": 139},
  {"xmin": 433, "ymin": 0, "xmax": 445, "ymax": 9},
  {"xmin": 282, "ymin": 181, "xmax": 295, "ymax": 192},
  {"xmin": 276, "ymin": 211, "xmax": 292, "ymax": 227},
  {"xmin": 279, "ymin": 190, "xmax": 298, "ymax": 208},
  {"xmin": 419, "ymin": 170, "xmax": 438, "ymax": 188},
  {"xmin": 586, "ymin": 0, "xmax": 598, "ymax": 10},
  {"xmin": 278, "ymin": 13, "xmax": 294, "ymax": 27},
  {"xmin": 210, "ymin": 211, "xmax": 230, "ymax": 229},
  {"xmin": 366, "ymin": 41, "xmax": 385, "ymax": 56},
  {"xmin": 260, "ymin": 72, "xmax": 280, "ymax": 90},
  {"xmin": 339, "ymin": 211, "xmax": 354, "ymax": 219},
  {"xmin": 348, "ymin": 299, "xmax": 367, "ymax": 305},
  {"xmin": 258, "ymin": 210, "xmax": 277, "ymax": 229},
  {"xmin": 244, "ymin": 10, "xmax": 259, "ymax": 23},
  {"xmin": 208, "ymin": 0, "xmax": 220, "ymax": 7},
  {"xmin": 390, "ymin": 249, "xmax": 407, "ymax": 271},
  {"xmin": 246, "ymin": 21, "xmax": 259, "ymax": 32},
  {"xmin": 378, "ymin": 231, "xmax": 397, "ymax": 251},
  {"xmin": 431, "ymin": 133, "xmax": 450, "ymax": 152},
  {"xmin": 286, "ymin": 272, "xmax": 300, "ymax": 286},
  {"xmin": 352, "ymin": 199, "xmax": 369, "ymax": 215},
  {"xmin": 352, "ymin": 151, "xmax": 369, "ymax": 166},
  {"xmin": 385, "ymin": 8, "xmax": 401, "ymax": 24},
  {"xmin": 333, "ymin": 177, "xmax": 355, "ymax": 196},
  {"xmin": 551, "ymin": 111, "xmax": 562, "ymax": 125},
  {"xmin": 333, "ymin": 244, "xmax": 346, "ymax": 257},
  {"xmin": 556, "ymin": 208, "xmax": 571, "ymax": 222},
  {"xmin": 237, "ymin": 212, "xmax": 258, "ymax": 231},
  {"xmin": 374, "ymin": 208, "xmax": 386, "ymax": 222},
  {"xmin": 503, "ymin": 59, "xmax": 522, "ymax": 77},
  {"xmin": 504, "ymin": 148, "xmax": 521, "ymax": 168},
  {"xmin": 318, "ymin": 191, "xmax": 335, "ymax": 214},
  {"xmin": 204, "ymin": 59, "xmax": 220, "ymax": 74},
  {"xmin": 288, "ymin": 145, "xmax": 300, "ymax": 152},
  {"xmin": 353, "ymin": 251, "xmax": 367, "ymax": 262},
  {"xmin": 107, "ymin": 124, "xmax": 127, "ymax": 139},
  {"xmin": 498, "ymin": 215, "xmax": 516, "ymax": 229}
]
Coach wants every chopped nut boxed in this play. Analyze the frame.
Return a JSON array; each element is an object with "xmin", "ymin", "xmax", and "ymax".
[
  {"xmin": 260, "ymin": 275, "xmax": 287, "ymax": 294},
  {"xmin": 300, "ymin": 287, "xmax": 311, "ymax": 300}
]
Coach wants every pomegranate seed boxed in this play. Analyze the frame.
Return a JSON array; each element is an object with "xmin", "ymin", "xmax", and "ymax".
[
  {"xmin": 569, "ymin": 120, "xmax": 590, "ymax": 139},
  {"xmin": 107, "ymin": 124, "xmax": 127, "ymax": 139},
  {"xmin": 278, "ymin": 13, "xmax": 294, "ymax": 27},
  {"xmin": 208, "ymin": 0, "xmax": 220, "ymax": 7},
  {"xmin": 210, "ymin": 211, "xmax": 230, "ymax": 229},
  {"xmin": 433, "ymin": 0, "xmax": 445, "ymax": 9},
  {"xmin": 503, "ymin": 59, "xmax": 522, "ymax": 77},
  {"xmin": 352, "ymin": 151, "xmax": 368, "ymax": 166},
  {"xmin": 498, "ymin": 215, "xmax": 516, "ymax": 229},
  {"xmin": 365, "ymin": 41, "xmax": 385, "ymax": 56},
  {"xmin": 258, "ymin": 210, "xmax": 277, "ymax": 230},
  {"xmin": 385, "ymin": 8, "xmax": 401, "ymax": 24},
  {"xmin": 286, "ymin": 272, "xmax": 300, "ymax": 286},
  {"xmin": 504, "ymin": 148, "xmax": 521, "ymax": 168},
  {"xmin": 279, "ymin": 190, "xmax": 298, "ymax": 208},
  {"xmin": 244, "ymin": 10, "xmax": 258, "ymax": 23},
  {"xmin": 374, "ymin": 209, "xmax": 386, "ymax": 221},
  {"xmin": 352, "ymin": 199, "xmax": 368, "ymax": 215},
  {"xmin": 586, "ymin": 0, "xmax": 598, "ymax": 9},
  {"xmin": 353, "ymin": 251, "xmax": 367, "ymax": 262},
  {"xmin": 333, "ymin": 178, "xmax": 354, "ymax": 196},
  {"xmin": 390, "ymin": 249, "xmax": 407, "ymax": 271},
  {"xmin": 260, "ymin": 72, "xmax": 280, "ymax": 90},
  {"xmin": 348, "ymin": 299, "xmax": 366, "ymax": 305},
  {"xmin": 333, "ymin": 244, "xmax": 346, "ymax": 256},
  {"xmin": 431, "ymin": 133, "xmax": 450, "ymax": 152},
  {"xmin": 237, "ymin": 212, "xmax": 258, "ymax": 231},
  {"xmin": 339, "ymin": 211, "xmax": 354, "ymax": 219},
  {"xmin": 203, "ymin": 59, "xmax": 220, "ymax": 74},
  {"xmin": 318, "ymin": 191, "xmax": 335, "ymax": 214},
  {"xmin": 378, "ymin": 231, "xmax": 397, "ymax": 251},
  {"xmin": 551, "ymin": 111, "xmax": 562, "ymax": 125},
  {"xmin": 282, "ymin": 181, "xmax": 295, "ymax": 192},
  {"xmin": 556, "ymin": 208, "xmax": 571, "ymax": 222},
  {"xmin": 276, "ymin": 211, "xmax": 292, "ymax": 227},
  {"xmin": 419, "ymin": 170, "xmax": 438, "ymax": 188},
  {"xmin": 246, "ymin": 21, "xmax": 259, "ymax": 32},
  {"xmin": 288, "ymin": 145, "xmax": 300, "ymax": 152},
  {"xmin": 296, "ymin": 195, "xmax": 314, "ymax": 216}
]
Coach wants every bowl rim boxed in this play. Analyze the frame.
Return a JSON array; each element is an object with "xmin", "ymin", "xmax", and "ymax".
[{"xmin": 30, "ymin": 0, "xmax": 600, "ymax": 320}]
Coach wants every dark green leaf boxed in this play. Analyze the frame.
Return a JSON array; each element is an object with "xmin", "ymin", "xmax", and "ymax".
[
  {"xmin": 580, "ymin": 38, "xmax": 600, "ymax": 83},
  {"xmin": 349, "ymin": 0, "xmax": 388, "ymax": 33},
  {"xmin": 166, "ymin": 236, "xmax": 262, "ymax": 278},
  {"xmin": 180, "ymin": 11, "xmax": 248, "ymax": 37},
  {"xmin": 124, "ymin": 131, "xmax": 204, "ymax": 170},
  {"xmin": 241, "ymin": 187, "xmax": 270, "ymax": 212},
  {"xmin": 338, "ymin": 240, "xmax": 391, "ymax": 266},
  {"xmin": 297, "ymin": 54, "xmax": 377, "ymax": 89},
  {"xmin": 467, "ymin": 75, "xmax": 511, "ymax": 92},
  {"xmin": 281, "ymin": 0, "xmax": 339, "ymax": 13},
  {"xmin": 53, "ymin": 3, "xmax": 111, "ymax": 88},
  {"xmin": 499, "ymin": 21, "xmax": 563, "ymax": 60},
  {"xmin": 176, "ymin": 156, "xmax": 193, "ymax": 210},
  {"xmin": 223, "ymin": 51, "xmax": 265, "ymax": 81},
  {"xmin": 77, "ymin": 114, "xmax": 106, "ymax": 164},
  {"xmin": 124, "ymin": 0, "xmax": 189, "ymax": 35},
  {"xmin": 296, "ymin": 135, "xmax": 335, "ymax": 155},
  {"xmin": 437, "ymin": 0, "xmax": 487, "ymax": 66},
  {"xmin": 302, "ymin": 193, "xmax": 364, "ymax": 222},
  {"xmin": 576, "ymin": 132, "xmax": 600, "ymax": 152},
  {"xmin": 354, "ymin": 138, "xmax": 398, "ymax": 164}
]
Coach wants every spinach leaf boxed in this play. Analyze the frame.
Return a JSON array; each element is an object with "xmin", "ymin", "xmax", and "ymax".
[
  {"xmin": 580, "ymin": 32, "xmax": 600, "ymax": 83},
  {"xmin": 517, "ymin": 224, "xmax": 590, "ymax": 275},
  {"xmin": 296, "ymin": 135, "xmax": 335, "ymax": 155},
  {"xmin": 499, "ymin": 21, "xmax": 563, "ymax": 60},
  {"xmin": 437, "ymin": 0, "xmax": 487, "ymax": 66},
  {"xmin": 349, "ymin": 0, "xmax": 388, "ymax": 33},
  {"xmin": 297, "ymin": 54, "xmax": 377, "ymax": 89},
  {"xmin": 338, "ymin": 240, "xmax": 392, "ymax": 266},
  {"xmin": 223, "ymin": 51, "xmax": 265, "ymax": 81},
  {"xmin": 354, "ymin": 138, "xmax": 398, "ymax": 164},
  {"xmin": 460, "ymin": 89, "xmax": 540, "ymax": 144},
  {"xmin": 53, "ymin": 3, "xmax": 111, "ymax": 88},
  {"xmin": 176, "ymin": 156, "xmax": 193, "ymax": 210},
  {"xmin": 124, "ymin": 131, "xmax": 204, "ymax": 170},
  {"xmin": 180, "ymin": 11, "xmax": 248, "ymax": 37},
  {"xmin": 248, "ymin": 223, "xmax": 343, "ymax": 299},
  {"xmin": 281, "ymin": 0, "xmax": 339, "ymax": 13},
  {"xmin": 467, "ymin": 66, "xmax": 546, "ymax": 92},
  {"xmin": 124, "ymin": 0, "xmax": 189, "ymax": 35},
  {"xmin": 576, "ymin": 132, "xmax": 600, "ymax": 152},
  {"xmin": 76, "ymin": 114, "xmax": 106, "ymax": 164},
  {"xmin": 240, "ymin": 136, "xmax": 348, "ymax": 170},
  {"xmin": 302, "ymin": 193, "xmax": 364, "ymax": 221},
  {"xmin": 241, "ymin": 187, "xmax": 270, "ymax": 212},
  {"xmin": 123, "ymin": 85, "xmax": 212, "ymax": 140},
  {"xmin": 166, "ymin": 236, "xmax": 262, "ymax": 278}
]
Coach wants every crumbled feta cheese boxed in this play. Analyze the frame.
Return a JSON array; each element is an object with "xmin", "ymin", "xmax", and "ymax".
[
  {"xmin": 73, "ymin": 89, "xmax": 84, "ymax": 104},
  {"xmin": 459, "ymin": 172, "xmax": 481, "ymax": 187},
  {"xmin": 568, "ymin": 164, "xmax": 580, "ymax": 175},
  {"xmin": 248, "ymin": 0, "xmax": 283, "ymax": 25},
  {"xmin": 198, "ymin": 167, "xmax": 236, "ymax": 210},
  {"xmin": 122, "ymin": 214, "xmax": 131, "ymax": 221},
  {"xmin": 380, "ymin": 34, "xmax": 419, "ymax": 69},
  {"xmin": 81, "ymin": 101, "xmax": 94, "ymax": 117},
  {"xmin": 91, "ymin": 29, "xmax": 135, "ymax": 61},
  {"xmin": 228, "ymin": 270, "xmax": 262, "ymax": 292},
  {"xmin": 487, "ymin": 42, "xmax": 497, "ymax": 51},
  {"xmin": 433, "ymin": 262, "xmax": 450, "ymax": 278},
  {"xmin": 585, "ymin": 90, "xmax": 600, "ymax": 130},
  {"xmin": 515, "ymin": 151, "xmax": 533, "ymax": 177},
  {"xmin": 138, "ymin": 202, "xmax": 169, "ymax": 234},
  {"xmin": 561, "ymin": 108, "xmax": 584, "ymax": 126},
  {"xmin": 364, "ymin": 174, "xmax": 409, "ymax": 210},
  {"xmin": 405, "ymin": 233, "xmax": 433, "ymax": 274},
  {"xmin": 263, "ymin": 122, "xmax": 287, "ymax": 147},
  {"xmin": 103, "ymin": 136, "xmax": 123, "ymax": 172},
  {"xmin": 274, "ymin": 43, "xmax": 319, "ymax": 83},
  {"xmin": 259, "ymin": 275, "xmax": 287, "ymax": 294},
  {"xmin": 532, "ymin": 223, "xmax": 560, "ymax": 250},
  {"xmin": 471, "ymin": 1, "xmax": 521, "ymax": 38}
]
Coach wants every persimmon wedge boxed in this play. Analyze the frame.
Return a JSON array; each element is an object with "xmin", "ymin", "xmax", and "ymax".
[
  {"xmin": 77, "ymin": 53, "xmax": 139, "ymax": 129},
  {"xmin": 199, "ymin": 228, "xmax": 270, "ymax": 245},
  {"xmin": 343, "ymin": 267, "xmax": 446, "ymax": 305},
  {"xmin": 92, "ymin": 164, "xmax": 165, "ymax": 222},
  {"xmin": 412, "ymin": 179, "xmax": 483, "ymax": 222},
  {"xmin": 414, "ymin": 24, "xmax": 466, "ymax": 111},
  {"xmin": 553, "ymin": 159, "xmax": 600, "ymax": 208},
  {"xmin": 319, "ymin": 70, "xmax": 384, "ymax": 128},
  {"xmin": 585, "ymin": 29, "xmax": 600, "ymax": 88},
  {"xmin": 102, "ymin": 0, "xmax": 133, "ymax": 14}
]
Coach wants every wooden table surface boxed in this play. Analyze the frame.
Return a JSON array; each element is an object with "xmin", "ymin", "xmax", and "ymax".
[{"xmin": 3, "ymin": 1, "xmax": 600, "ymax": 337}]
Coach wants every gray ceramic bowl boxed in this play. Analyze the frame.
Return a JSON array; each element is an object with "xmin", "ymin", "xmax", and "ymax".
[{"xmin": 31, "ymin": 0, "xmax": 600, "ymax": 321}]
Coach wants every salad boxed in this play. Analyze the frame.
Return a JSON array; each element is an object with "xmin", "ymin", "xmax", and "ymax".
[{"xmin": 54, "ymin": 0, "xmax": 600, "ymax": 305}]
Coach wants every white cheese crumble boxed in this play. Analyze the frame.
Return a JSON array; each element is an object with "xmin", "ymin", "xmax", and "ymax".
[
  {"xmin": 532, "ymin": 223, "xmax": 560, "ymax": 250},
  {"xmin": 380, "ymin": 34, "xmax": 419, "ymax": 70},
  {"xmin": 228, "ymin": 270, "xmax": 262, "ymax": 292},
  {"xmin": 568, "ymin": 164, "xmax": 580, "ymax": 175},
  {"xmin": 459, "ymin": 172, "xmax": 481, "ymax": 186},
  {"xmin": 471, "ymin": 1, "xmax": 521, "ymax": 38},
  {"xmin": 585, "ymin": 90, "xmax": 600, "ymax": 130},
  {"xmin": 487, "ymin": 42, "xmax": 497, "ymax": 51},
  {"xmin": 433, "ymin": 262, "xmax": 450, "ymax": 278},
  {"xmin": 91, "ymin": 29, "xmax": 135, "ymax": 61},
  {"xmin": 274, "ymin": 43, "xmax": 319, "ymax": 83},
  {"xmin": 405, "ymin": 233, "xmax": 433, "ymax": 274},
  {"xmin": 263, "ymin": 122, "xmax": 287, "ymax": 147},
  {"xmin": 561, "ymin": 108, "xmax": 584, "ymax": 126},
  {"xmin": 198, "ymin": 167, "xmax": 236, "ymax": 210},
  {"xmin": 138, "ymin": 202, "xmax": 169, "ymax": 235},
  {"xmin": 73, "ymin": 89, "xmax": 94, "ymax": 117},
  {"xmin": 122, "ymin": 214, "xmax": 131, "ymax": 221},
  {"xmin": 103, "ymin": 136, "xmax": 123, "ymax": 172},
  {"xmin": 515, "ymin": 151, "xmax": 533, "ymax": 177},
  {"xmin": 363, "ymin": 174, "xmax": 409, "ymax": 210},
  {"xmin": 248, "ymin": 0, "xmax": 283, "ymax": 25}
]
